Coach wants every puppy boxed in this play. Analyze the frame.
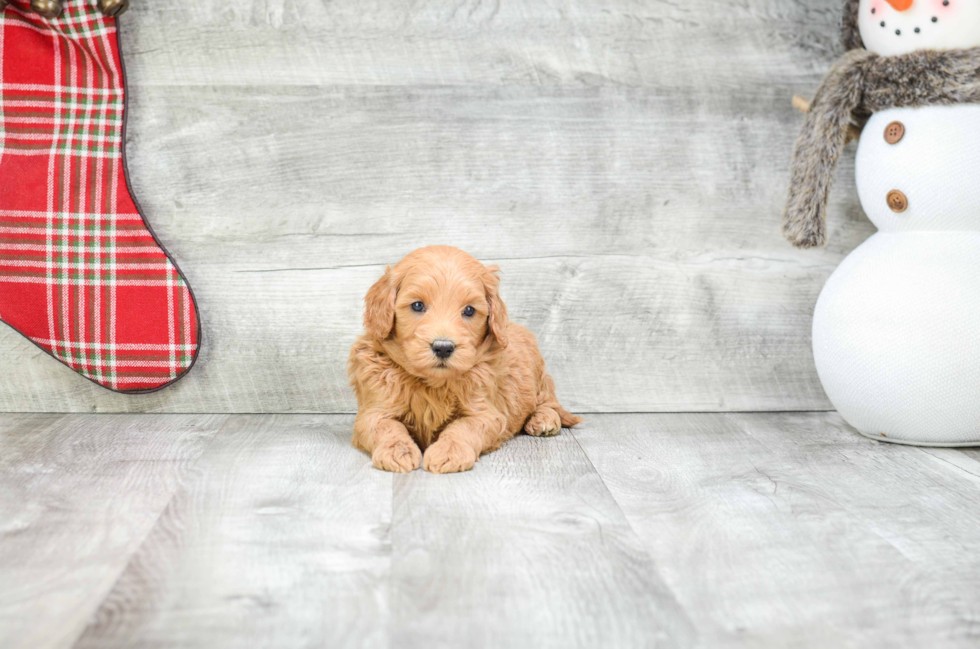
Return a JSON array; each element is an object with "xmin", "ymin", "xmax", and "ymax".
[{"xmin": 348, "ymin": 246, "xmax": 582, "ymax": 474}]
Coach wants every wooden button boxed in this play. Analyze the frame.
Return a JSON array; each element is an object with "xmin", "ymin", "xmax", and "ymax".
[
  {"xmin": 884, "ymin": 121, "xmax": 905, "ymax": 144},
  {"xmin": 887, "ymin": 190, "xmax": 908, "ymax": 213}
]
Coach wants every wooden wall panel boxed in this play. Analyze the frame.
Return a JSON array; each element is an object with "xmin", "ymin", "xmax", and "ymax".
[{"xmin": 0, "ymin": 0, "xmax": 871, "ymax": 412}]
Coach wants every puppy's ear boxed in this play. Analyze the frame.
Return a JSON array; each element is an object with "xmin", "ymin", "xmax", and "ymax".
[
  {"xmin": 483, "ymin": 264, "xmax": 509, "ymax": 349},
  {"xmin": 364, "ymin": 265, "xmax": 398, "ymax": 340}
]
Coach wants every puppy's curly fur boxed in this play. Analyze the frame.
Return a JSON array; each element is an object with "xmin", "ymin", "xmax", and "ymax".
[{"xmin": 348, "ymin": 246, "xmax": 582, "ymax": 474}]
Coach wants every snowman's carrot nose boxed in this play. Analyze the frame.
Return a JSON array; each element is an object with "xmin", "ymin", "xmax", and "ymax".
[{"xmin": 885, "ymin": 0, "xmax": 914, "ymax": 11}]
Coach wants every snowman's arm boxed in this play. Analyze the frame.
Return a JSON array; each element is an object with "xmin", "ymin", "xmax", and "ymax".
[
  {"xmin": 793, "ymin": 96, "xmax": 863, "ymax": 144},
  {"xmin": 783, "ymin": 52, "xmax": 871, "ymax": 249}
]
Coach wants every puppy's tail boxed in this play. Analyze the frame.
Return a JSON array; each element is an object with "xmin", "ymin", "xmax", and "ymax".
[{"xmin": 557, "ymin": 405, "xmax": 584, "ymax": 428}]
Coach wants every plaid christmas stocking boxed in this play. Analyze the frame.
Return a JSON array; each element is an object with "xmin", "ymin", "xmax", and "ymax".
[{"xmin": 0, "ymin": 0, "xmax": 200, "ymax": 392}]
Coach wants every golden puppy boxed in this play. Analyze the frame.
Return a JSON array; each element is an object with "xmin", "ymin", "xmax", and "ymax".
[{"xmin": 348, "ymin": 246, "xmax": 582, "ymax": 474}]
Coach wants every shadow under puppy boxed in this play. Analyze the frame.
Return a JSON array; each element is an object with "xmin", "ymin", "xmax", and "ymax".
[{"xmin": 348, "ymin": 246, "xmax": 582, "ymax": 474}]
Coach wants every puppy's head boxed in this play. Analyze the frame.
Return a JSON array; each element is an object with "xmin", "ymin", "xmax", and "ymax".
[{"xmin": 363, "ymin": 246, "xmax": 508, "ymax": 380}]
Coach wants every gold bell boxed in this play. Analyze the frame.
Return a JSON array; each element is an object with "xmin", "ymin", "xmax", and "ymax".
[
  {"xmin": 31, "ymin": 0, "xmax": 64, "ymax": 18},
  {"xmin": 97, "ymin": 0, "xmax": 129, "ymax": 17}
]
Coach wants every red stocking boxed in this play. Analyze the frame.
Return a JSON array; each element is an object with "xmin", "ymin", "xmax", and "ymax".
[{"xmin": 0, "ymin": 0, "xmax": 200, "ymax": 392}]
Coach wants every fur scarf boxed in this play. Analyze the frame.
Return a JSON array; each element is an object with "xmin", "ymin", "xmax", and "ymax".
[{"xmin": 784, "ymin": 47, "xmax": 980, "ymax": 248}]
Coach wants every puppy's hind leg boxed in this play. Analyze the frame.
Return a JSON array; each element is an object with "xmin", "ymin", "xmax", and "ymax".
[
  {"xmin": 524, "ymin": 375, "xmax": 584, "ymax": 437},
  {"xmin": 524, "ymin": 406, "xmax": 562, "ymax": 437}
]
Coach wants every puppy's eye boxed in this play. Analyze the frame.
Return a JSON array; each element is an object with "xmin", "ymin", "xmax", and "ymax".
[
  {"xmin": 411, "ymin": 301, "xmax": 425, "ymax": 313},
  {"xmin": 462, "ymin": 305, "xmax": 476, "ymax": 317}
]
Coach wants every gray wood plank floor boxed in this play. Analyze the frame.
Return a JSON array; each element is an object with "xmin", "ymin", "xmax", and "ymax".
[
  {"xmin": 0, "ymin": 0, "xmax": 861, "ymax": 413},
  {"xmin": 4, "ymin": 413, "xmax": 980, "ymax": 649}
]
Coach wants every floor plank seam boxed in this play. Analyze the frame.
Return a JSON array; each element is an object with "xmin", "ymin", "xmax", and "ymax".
[
  {"xmin": 916, "ymin": 448, "xmax": 980, "ymax": 484},
  {"xmin": 64, "ymin": 418, "xmax": 230, "ymax": 649},
  {"xmin": 566, "ymin": 427, "xmax": 682, "ymax": 590}
]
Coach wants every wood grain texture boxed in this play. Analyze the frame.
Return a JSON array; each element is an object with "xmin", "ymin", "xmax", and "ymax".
[
  {"xmin": 575, "ymin": 413, "xmax": 980, "ymax": 649},
  {"xmin": 388, "ymin": 431, "xmax": 695, "ymax": 649},
  {"xmin": 0, "ymin": 413, "xmax": 226, "ymax": 649},
  {"xmin": 73, "ymin": 415, "xmax": 393, "ymax": 649},
  {"xmin": 0, "ymin": 0, "xmax": 872, "ymax": 412},
  {"xmin": 120, "ymin": 0, "xmax": 844, "ymax": 88},
  {"xmin": 6, "ymin": 413, "xmax": 980, "ymax": 648},
  {"xmin": 69, "ymin": 415, "xmax": 694, "ymax": 649}
]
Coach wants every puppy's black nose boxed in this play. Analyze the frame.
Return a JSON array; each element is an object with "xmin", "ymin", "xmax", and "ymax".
[{"xmin": 431, "ymin": 340, "xmax": 456, "ymax": 359}]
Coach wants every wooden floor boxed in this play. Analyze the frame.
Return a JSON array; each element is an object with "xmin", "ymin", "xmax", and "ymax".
[{"xmin": 3, "ymin": 412, "xmax": 980, "ymax": 649}]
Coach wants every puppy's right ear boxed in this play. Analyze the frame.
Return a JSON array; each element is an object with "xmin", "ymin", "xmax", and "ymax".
[
  {"xmin": 483, "ymin": 264, "xmax": 509, "ymax": 349},
  {"xmin": 364, "ymin": 266, "xmax": 398, "ymax": 340}
]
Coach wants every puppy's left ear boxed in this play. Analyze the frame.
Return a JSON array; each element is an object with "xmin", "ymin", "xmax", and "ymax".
[{"xmin": 483, "ymin": 264, "xmax": 509, "ymax": 349}]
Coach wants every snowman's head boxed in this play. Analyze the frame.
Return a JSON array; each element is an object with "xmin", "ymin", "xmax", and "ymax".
[{"xmin": 857, "ymin": 0, "xmax": 980, "ymax": 55}]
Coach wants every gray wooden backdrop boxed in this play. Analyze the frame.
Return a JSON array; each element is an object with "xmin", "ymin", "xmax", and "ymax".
[{"xmin": 0, "ymin": 0, "xmax": 871, "ymax": 414}]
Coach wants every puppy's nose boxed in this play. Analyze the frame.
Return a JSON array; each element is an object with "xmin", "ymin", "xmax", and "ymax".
[{"xmin": 431, "ymin": 339, "xmax": 456, "ymax": 359}]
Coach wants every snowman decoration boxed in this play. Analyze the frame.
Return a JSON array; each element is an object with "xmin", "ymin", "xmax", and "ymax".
[{"xmin": 785, "ymin": 0, "xmax": 980, "ymax": 445}]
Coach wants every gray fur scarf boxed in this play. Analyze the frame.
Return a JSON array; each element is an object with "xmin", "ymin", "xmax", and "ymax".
[{"xmin": 784, "ymin": 47, "xmax": 980, "ymax": 248}]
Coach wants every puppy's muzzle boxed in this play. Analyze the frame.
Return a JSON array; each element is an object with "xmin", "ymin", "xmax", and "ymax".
[{"xmin": 431, "ymin": 339, "xmax": 456, "ymax": 360}]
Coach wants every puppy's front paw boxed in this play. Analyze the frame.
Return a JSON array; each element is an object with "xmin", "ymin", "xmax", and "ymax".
[
  {"xmin": 372, "ymin": 438, "xmax": 422, "ymax": 473},
  {"xmin": 423, "ymin": 438, "xmax": 477, "ymax": 474},
  {"xmin": 524, "ymin": 408, "xmax": 561, "ymax": 437}
]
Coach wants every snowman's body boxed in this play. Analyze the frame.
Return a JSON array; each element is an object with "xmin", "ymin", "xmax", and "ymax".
[
  {"xmin": 811, "ymin": 1, "xmax": 980, "ymax": 445},
  {"xmin": 814, "ymin": 105, "xmax": 980, "ymax": 443}
]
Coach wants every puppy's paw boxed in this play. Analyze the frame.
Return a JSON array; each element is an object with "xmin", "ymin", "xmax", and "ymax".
[
  {"xmin": 524, "ymin": 408, "xmax": 562, "ymax": 437},
  {"xmin": 372, "ymin": 438, "xmax": 422, "ymax": 473},
  {"xmin": 423, "ymin": 438, "xmax": 477, "ymax": 474}
]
